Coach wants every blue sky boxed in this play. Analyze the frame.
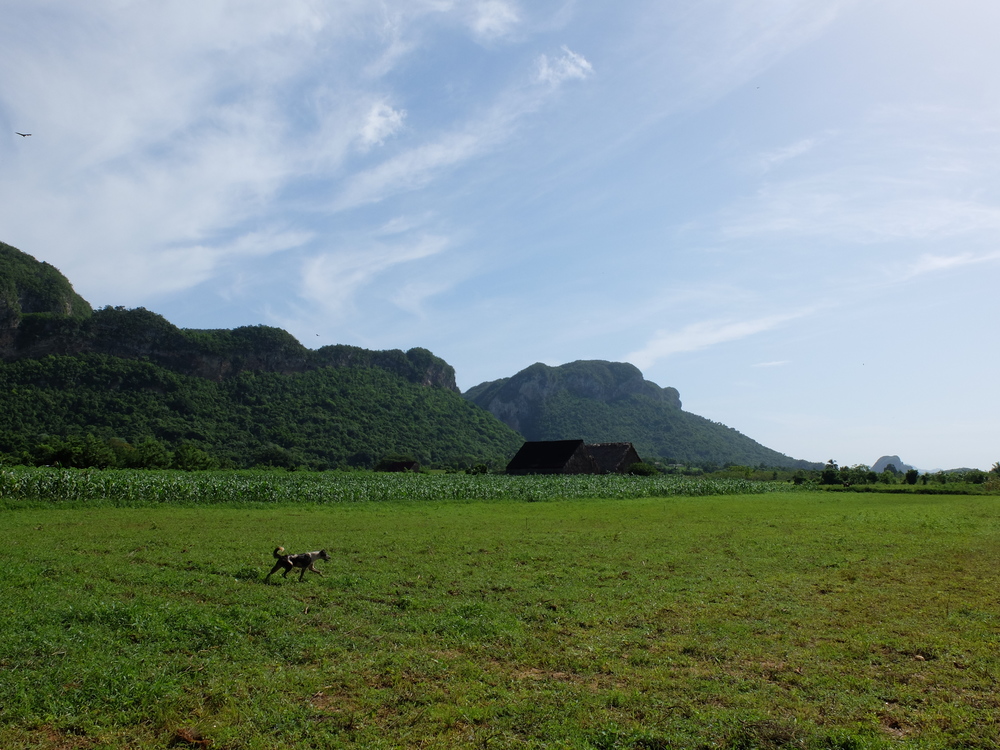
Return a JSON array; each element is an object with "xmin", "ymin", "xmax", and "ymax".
[{"xmin": 2, "ymin": 0, "xmax": 998, "ymax": 470}]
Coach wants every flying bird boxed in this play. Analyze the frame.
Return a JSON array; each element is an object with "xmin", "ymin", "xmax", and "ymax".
[{"xmin": 16, "ymin": 132, "xmax": 31, "ymax": 137}]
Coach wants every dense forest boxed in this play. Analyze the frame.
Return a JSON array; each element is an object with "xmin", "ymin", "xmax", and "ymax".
[{"xmin": 0, "ymin": 353, "xmax": 522, "ymax": 470}]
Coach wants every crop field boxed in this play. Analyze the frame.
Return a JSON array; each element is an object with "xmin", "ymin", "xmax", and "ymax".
[
  {"xmin": 2, "ymin": 482, "xmax": 999, "ymax": 749},
  {"xmin": 0, "ymin": 467, "xmax": 798, "ymax": 507}
]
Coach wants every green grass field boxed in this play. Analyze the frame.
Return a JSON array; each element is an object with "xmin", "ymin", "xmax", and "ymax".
[{"xmin": 3, "ymin": 490, "xmax": 999, "ymax": 749}]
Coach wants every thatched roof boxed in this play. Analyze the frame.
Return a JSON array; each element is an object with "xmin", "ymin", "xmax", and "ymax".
[
  {"xmin": 506, "ymin": 439, "xmax": 601, "ymax": 475},
  {"xmin": 586, "ymin": 442, "xmax": 642, "ymax": 474},
  {"xmin": 377, "ymin": 460, "xmax": 420, "ymax": 472}
]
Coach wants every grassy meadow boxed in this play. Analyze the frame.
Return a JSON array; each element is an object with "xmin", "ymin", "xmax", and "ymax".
[{"xmin": 2, "ymin": 485, "xmax": 999, "ymax": 749}]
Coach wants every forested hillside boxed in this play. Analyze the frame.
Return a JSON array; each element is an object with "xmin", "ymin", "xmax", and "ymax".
[
  {"xmin": 0, "ymin": 354, "xmax": 521, "ymax": 469},
  {"xmin": 1, "ymin": 241, "xmax": 817, "ymax": 471},
  {"xmin": 0, "ymin": 242, "xmax": 522, "ymax": 469},
  {"xmin": 465, "ymin": 360, "xmax": 818, "ymax": 469}
]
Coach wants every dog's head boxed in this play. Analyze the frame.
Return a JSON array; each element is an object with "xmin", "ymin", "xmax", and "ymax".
[{"xmin": 319, "ymin": 549, "xmax": 331, "ymax": 561}]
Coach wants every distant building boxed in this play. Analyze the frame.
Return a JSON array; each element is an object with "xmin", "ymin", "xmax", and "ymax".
[
  {"xmin": 586, "ymin": 442, "xmax": 642, "ymax": 474},
  {"xmin": 505, "ymin": 440, "xmax": 601, "ymax": 475},
  {"xmin": 506, "ymin": 440, "xmax": 642, "ymax": 475},
  {"xmin": 377, "ymin": 460, "xmax": 420, "ymax": 472}
]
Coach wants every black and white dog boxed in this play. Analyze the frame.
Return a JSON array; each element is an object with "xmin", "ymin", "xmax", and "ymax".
[{"xmin": 265, "ymin": 546, "xmax": 330, "ymax": 582}]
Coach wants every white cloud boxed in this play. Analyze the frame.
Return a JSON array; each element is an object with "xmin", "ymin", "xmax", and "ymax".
[
  {"xmin": 904, "ymin": 250, "xmax": 1000, "ymax": 279},
  {"xmin": 757, "ymin": 135, "xmax": 825, "ymax": 172},
  {"xmin": 627, "ymin": 312, "xmax": 807, "ymax": 369},
  {"xmin": 469, "ymin": 0, "xmax": 521, "ymax": 41},
  {"xmin": 358, "ymin": 102, "xmax": 407, "ymax": 150},
  {"xmin": 300, "ymin": 235, "xmax": 450, "ymax": 317},
  {"xmin": 333, "ymin": 129, "xmax": 489, "ymax": 210},
  {"xmin": 0, "ymin": 2, "xmax": 380, "ymax": 300},
  {"xmin": 334, "ymin": 49, "xmax": 593, "ymax": 210},
  {"xmin": 0, "ymin": 1, "xmax": 597, "ymax": 309},
  {"xmin": 536, "ymin": 46, "xmax": 592, "ymax": 86},
  {"xmin": 391, "ymin": 278, "xmax": 455, "ymax": 316},
  {"xmin": 724, "ymin": 186, "xmax": 1000, "ymax": 245}
]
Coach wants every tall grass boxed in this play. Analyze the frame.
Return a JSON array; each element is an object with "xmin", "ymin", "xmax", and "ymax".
[{"xmin": 0, "ymin": 466, "xmax": 798, "ymax": 507}]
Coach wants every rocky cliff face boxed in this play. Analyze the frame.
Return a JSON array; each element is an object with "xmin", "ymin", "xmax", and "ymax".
[
  {"xmin": 464, "ymin": 360, "xmax": 681, "ymax": 434},
  {"xmin": 0, "ymin": 242, "xmax": 458, "ymax": 391}
]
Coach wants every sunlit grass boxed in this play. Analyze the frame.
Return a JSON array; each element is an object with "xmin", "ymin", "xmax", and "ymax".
[{"xmin": 2, "ymin": 491, "xmax": 999, "ymax": 748}]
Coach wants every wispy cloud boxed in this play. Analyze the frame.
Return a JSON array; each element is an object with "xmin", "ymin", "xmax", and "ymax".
[
  {"xmin": 300, "ymin": 234, "xmax": 450, "ymax": 318},
  {"xmin": 332, "ymin": 128, "xmax": 496, "ymax": 211},
  {"xmin": 333, "ymin": 46, "xmax": 593, "ymax": 210},
  {"xmin": 627, "ymin": 311, "xmax": 808, "ymax": 369},
  {"xmin": 757, "ymin": 135, "xmax": 826, "ymax": 172},
  {"xmin": 724, "ymin": 186, "xmax": 1000, "ymax": 244},
  {"xmin": 536, "ymin": 46, "xmax": 593, "ymax": 85},
  {"xmin": 904, "ymin": 250, "xmax": 1000, "ymax": 279},
  {"xmin": 621, "ymin": 0, "xmax": 851, "ymax": 115},
  {"xmin": 469, "ymin": 0, "xmax": 521, "ymax": 41},
  {"xmin": 0, "ymin": 1, "xmax": 561, "ymax": 304}
]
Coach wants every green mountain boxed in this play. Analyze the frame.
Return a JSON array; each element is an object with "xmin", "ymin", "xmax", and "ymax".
[
  {"xmin": 0, "ymin": 241, "xmax": 816, "ymax": 471},
  {"xmin": 0, "ymin": 242, "xmax": 521, "ymax": 469},
  {"xmin": 464, "ymin": 360, "xmax": 818, "ymax": 469}
]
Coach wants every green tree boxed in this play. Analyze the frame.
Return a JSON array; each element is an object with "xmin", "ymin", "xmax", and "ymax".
[
  {"xmin": 628, "ymin": 461, "xmax": 660, "ymax": 476},
  {"xmin": 820, "ymin": 460, "xmax": 840, "ymax": 485},
  {"xmin": 81, "ymin": 434, "xmax": 117, "ymax": 468},
  {"xmin": 966, "ymin": 470, "xmax": 987, "ymax": 485},
  {"xmin": 254, "ymin": 443, "xmax": 297, "ymax": 469},
  {"xmin": 904, "ymin": 468, "xmax": 919, "ymax": 485},
  {"xmin": 172, "ymin": 443, "xmax": 218, "ymax": 471},
  {"xmin": 132, "ymin": 437, "xmax": 172, "ymax": 469}
]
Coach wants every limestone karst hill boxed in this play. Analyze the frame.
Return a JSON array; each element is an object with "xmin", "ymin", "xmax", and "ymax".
[{"xmin": 465, "ymin": 359, "xmax": 818, "ymax": 469}]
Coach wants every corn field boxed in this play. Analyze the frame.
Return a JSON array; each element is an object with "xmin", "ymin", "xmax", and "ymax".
[{"xmin": 0, "ymin": 467, "xmax": 799, "ymax": 506}]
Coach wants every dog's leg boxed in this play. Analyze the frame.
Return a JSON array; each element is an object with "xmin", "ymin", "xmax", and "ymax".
[{"xmin": 265, "ymin": 562, "xmax": 284, "ymax": 581}]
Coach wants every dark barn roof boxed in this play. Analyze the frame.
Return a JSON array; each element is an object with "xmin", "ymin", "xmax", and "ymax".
[
  {"xmin": 377, "ymin": 460, "xmax": 420, "ymax": 472},
  {"xmin": 587, "ymin": 442, "xmax": 642, "ymax": 474},
  {"xmin": 506, "ymin": 439, "xmax": 601, "ymax": 475}
]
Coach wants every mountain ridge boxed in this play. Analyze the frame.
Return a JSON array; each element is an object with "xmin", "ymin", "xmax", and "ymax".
[
  {"xmin": 0, "ymin": 242, "xmax": 520, "ymax": 468},
  {"xmin": 465, "ymin": 360, "xmax": 818, "ymax": 469},
  {"xmin": 1, "ymin": 242, "xmax": 458, "ymax": 390},
  {"xmin": 1, "ymin": 240, "xmax": 817, "ymax": 469}
]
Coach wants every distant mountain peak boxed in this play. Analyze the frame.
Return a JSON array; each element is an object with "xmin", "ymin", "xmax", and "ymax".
[
  {"xmin": 464, "ymin": 359, "xmax": 816, "ymax": 469},
  {"xmin": 872, "ymin": 455, "xmax": 915, "ymax": 473}
]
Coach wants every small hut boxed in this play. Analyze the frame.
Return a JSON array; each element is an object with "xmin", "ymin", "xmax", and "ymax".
[
  {"xmin": 505, "ymin": 440, "xmax": 601, "ymax": 475},
  {"xmin": 586, "ymin": 443, "xmax": 642, "ymax": 474}
]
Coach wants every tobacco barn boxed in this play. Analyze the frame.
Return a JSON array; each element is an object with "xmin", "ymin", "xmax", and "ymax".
[
  {"xmin": 505, "ymin": 440, "xmax": 642, "ymax": 475},
  {"xmin": 586, "ymin": 442, "xmax": 642, "ymax": 474},
  {"xmin": 505, "ymin": 440, "xmax": 601, "ymax": 475}
]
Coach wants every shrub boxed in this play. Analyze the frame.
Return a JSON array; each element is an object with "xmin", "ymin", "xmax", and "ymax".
[{"xmin": 628, "ymin": 461, "xmax": 660, "ymax": 476}]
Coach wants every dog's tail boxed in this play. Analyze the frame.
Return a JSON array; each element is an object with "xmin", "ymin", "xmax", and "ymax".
[{"xmin": 272, "ymin": 546, "xmax": 286, "ymax": 559}]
